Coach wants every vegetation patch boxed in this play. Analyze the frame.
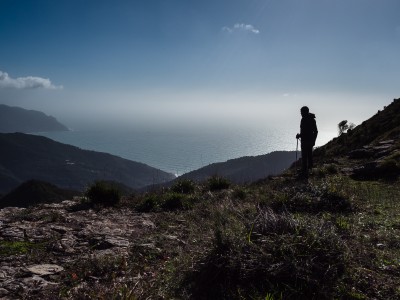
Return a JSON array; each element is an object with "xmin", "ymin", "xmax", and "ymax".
[
  {"xmin": 176, "ymin": 207, "xmax": 346, "ymax": 299},
  {"xmin": 207, "ymin": 175, "xmax": 231, "ymax": 191},
  {"xmin": 171, "ymin": 179, "xmax": 196, "ymax": 194},
  {"xmin": 0, "ymin": 240, "xmax": 43, "ymax": 256},
  {"xmin": 85, "ymin": 180, "xmax": 122, "ymax": 207}
]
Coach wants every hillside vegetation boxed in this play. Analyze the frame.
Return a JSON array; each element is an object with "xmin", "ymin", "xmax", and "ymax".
[{"xmin": 0, "ymin": 99, "xmax": 399, "ymax": 299}]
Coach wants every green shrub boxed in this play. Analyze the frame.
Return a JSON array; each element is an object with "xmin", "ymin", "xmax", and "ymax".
[
  {"xmin": 171, "ymin": 179, "xmax": 195, "ymax": 194},
  {"xmin": 207, "ymin": 175, "xmax": 230, "ymax": 191},
  {"xmin": 85, "ymin": 181, "xmax": 121, "ymax": 207},
  {"xmin": 161, "ymin": 192, "xmax": 194, "ymax": 211},
  {"xmin": 135, "ymin": 194, "xmax": 161, "ymax": 212}
]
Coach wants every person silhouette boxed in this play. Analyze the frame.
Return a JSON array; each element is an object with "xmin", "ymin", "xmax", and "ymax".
[{"xmin": 296, "ymin": 106, "xmax": 318, "ymax": 178}]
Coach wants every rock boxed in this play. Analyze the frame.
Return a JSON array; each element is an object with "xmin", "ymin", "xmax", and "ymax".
[
  {"xmin": 26, "ymin": 264, "xmax": 64, "ymax": 276},
  {"xmin": 142, "ymin": 219, "xmax": 156, "ymax": 228},
  {"xmin": 0, "ymin": 288, "xmax": 9, "ymax": 296},
  {"xmin": 373, "ymin": 144, "xmax": 392, "ymax": 151},
  {"xmin": 1, "ymin": 227, "xmax": 25, "ymax": 240},
  {"xmin": 23, "ymin": 275, "xmax": 58, "ymax": 286},
  {"xmin": 50, "ymin": 225, "xmax": 70, "ymax": 234},
  {"xmin": 348, "ymin": 149, "xmax": 373, "ymax": 159},
  {"xmin": 379, "ymin": 140, "xmax": 394, "ymax": 145},
  {"xmin": 0, "ymin": 205, "xmax": 156, "ymax": 298},
  {"xmin": 105, "ymin": 236, "xmax": 130, "ymax": 247}
]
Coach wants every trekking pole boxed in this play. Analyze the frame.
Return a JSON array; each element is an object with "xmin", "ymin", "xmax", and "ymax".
[{"xmin": 295, "ymin": 138, "xmax": 299, "ymax": 175}]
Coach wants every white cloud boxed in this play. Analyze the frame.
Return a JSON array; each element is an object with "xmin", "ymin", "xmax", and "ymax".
[
  {"xmin": 221, "ymin": 26, "xmax": 233, "ymax": 33},
  {"xmin": 0, "ymin": 70, "xmax": 63, "ymax": 90},
  {"xmin": 222, "ymin": 23, "xmax": 260, "ymax": 34}
]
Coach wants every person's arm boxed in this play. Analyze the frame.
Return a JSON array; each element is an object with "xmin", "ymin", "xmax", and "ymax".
[
  {"xmin": 313, "ymin": 120, "xmax": 318, "ymax": 144},
  {"xmin": 296, "ymin": 119, "xmax": 303, "ymax": 139}
]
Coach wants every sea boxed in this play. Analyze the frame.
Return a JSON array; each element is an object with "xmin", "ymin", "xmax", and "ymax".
[{"xmin": 35, "ymin": 124, "xmax": 334, "ymax": 176}]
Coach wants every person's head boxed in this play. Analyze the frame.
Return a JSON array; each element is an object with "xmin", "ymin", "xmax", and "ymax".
[{"xmin": 300, "ymin": 106, "xmax": 309, "ymax": 117}]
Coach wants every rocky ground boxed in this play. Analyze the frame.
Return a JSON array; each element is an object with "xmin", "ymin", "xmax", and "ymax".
[{"xmin": 0, "ymin": 200, "xmax": 158, "ymax": 299}]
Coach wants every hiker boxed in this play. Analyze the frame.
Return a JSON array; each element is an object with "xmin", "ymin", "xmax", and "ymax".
[{"xmin": 296, "ymin": 106, "xmax": 318, "ymax": 178}]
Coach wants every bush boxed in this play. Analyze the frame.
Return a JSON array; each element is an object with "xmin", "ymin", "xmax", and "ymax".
[
  {"xmin": 161, "ymin": 192, "xmax": 195, "ymax": 211},
  {"xmin": 85, "ymin": 181, "xmax": 121, "ymax": 207},
  {"xmin": 135, "ymin": 194, "xmax": 161, "ymax": 212},
  {"xmin": 207, "ymin": 176, "xmax": 230, "ymax": 191},
  {"xmin": 135, "ymin": 192, "xmax": 196, "ymax": 212},
  {"xmin": 171, "ymin": 179, "xmax": 195, "ymax": 194}
]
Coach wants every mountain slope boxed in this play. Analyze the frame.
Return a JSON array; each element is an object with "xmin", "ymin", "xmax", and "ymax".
[
  {"xmin": 0, "ymin": 180, "xmax": 78, "ymax": 208},
  {"xmin": 0, "ymin": 104, "xmax": 68, "ymax": 133},
  {"xmin": 0, "ymin": 133, "xmax": 175, "ymax": 194},
  {"xmin": 315, "ymin": 98, "xmax": 400, "ymax": 158},
  {"xmin": 179, "ymin": 151, "xmax": 298, "ymax": 183},
  {"xmin": 313, "ymin": 98, "xmax": 400, "ymax": 180}
]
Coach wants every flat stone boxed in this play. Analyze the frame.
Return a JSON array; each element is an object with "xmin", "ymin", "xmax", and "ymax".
[
  {"xmin": 23, "ymin": 275, "xmax": 58, "ymax": 286},
  {"xmin": 105, "ymin": 237, "xmax": 130, "ymax": 247},
  {"xmin": 50, "ymin": 225, "xmax": 69, "ymax": 234},
  {"xmin": 373, "ymin": 144, "xmax": 392, "ymax": 151},
  {"xmin": 26, "ymin": 264, "xmax": 64, "ymax": 276},
  {"xmin": 1, "ymin": 227, "xmax": 24, "ymax": 239},
  {"xmin": 379, "ymin": 140, "xmax": 394, "ymax": 144},
  {"xmin": 142, "ymin": 219, "xmax": 155, "ymax": 228}
]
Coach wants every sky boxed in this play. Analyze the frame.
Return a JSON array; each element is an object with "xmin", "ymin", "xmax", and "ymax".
[{"xmin": 0, "ymin": 0, "xmax": 399, "ymax": 135}]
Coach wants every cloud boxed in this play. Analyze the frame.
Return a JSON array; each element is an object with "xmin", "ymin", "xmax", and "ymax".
[
  {"xmin": 222, "ymin": 23, "xmax": 260, "ymax": 34},
  {"xmin": 0, "ymin": 70, "xmax": 63, "ymax": 90}
]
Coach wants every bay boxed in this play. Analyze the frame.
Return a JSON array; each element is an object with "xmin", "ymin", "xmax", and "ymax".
[{"xmin": 36, "ymin": 124, "xmax": 333, "ymax": 176}]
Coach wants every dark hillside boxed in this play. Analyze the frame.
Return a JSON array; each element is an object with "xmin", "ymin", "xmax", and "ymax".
[
  {"xmin": 315, "ymin": 98, "xmax": 400, "ymax": 158},
  {"xmin": 179, "ymin": 151, "xmax": 298, "ymax": 183},
  {"xmin": 0, "ymin": 104, "xmax": 68, "ymax": 133},
  {"xmin": 0, "ymin": 180, "xmax": 78, "ymax": 208},
  {"xmin": 313, "ymin": 98, "xmax": 400, "ymax": 180},
  {"xmin": 0, "ymin": 133, "xmax": 175, "ymax": 194}
]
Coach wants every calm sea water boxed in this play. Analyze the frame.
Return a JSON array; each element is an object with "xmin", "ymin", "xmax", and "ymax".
[{"xmin": 36, "ymin": 124, "xmax": 333, "ymax": 176}]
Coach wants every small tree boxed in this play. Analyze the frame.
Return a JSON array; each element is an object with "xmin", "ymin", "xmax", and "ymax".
[{"xmin": 338, "ymin": 120, "xmax": 355, "ymax": 136}]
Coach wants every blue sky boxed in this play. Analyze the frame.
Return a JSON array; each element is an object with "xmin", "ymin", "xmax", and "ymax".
[{"xmin": 0, "ymin": 0, "xmax": 399, "ymax": 135}]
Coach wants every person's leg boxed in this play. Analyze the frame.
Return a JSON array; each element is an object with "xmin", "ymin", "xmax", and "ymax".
[
  {"xmin": 307, "ymin": 145, "xmax": 313, "ymax": 169},
  {"xmin": 301, "ymin": 144, "xmax": 309, "ymax": 177}
]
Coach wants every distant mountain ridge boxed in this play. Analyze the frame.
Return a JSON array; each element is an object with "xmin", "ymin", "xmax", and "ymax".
[
  {"xmin": 0, "ymin": 132, "xmax": 175, "ymax": 194},
  {"xmin": 177, "ymin": 151, "xmax": 298, "ymax": 184},
  {"xmin": 0, "ymin": 104, "xmax": 68, "ymax": 133}
]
